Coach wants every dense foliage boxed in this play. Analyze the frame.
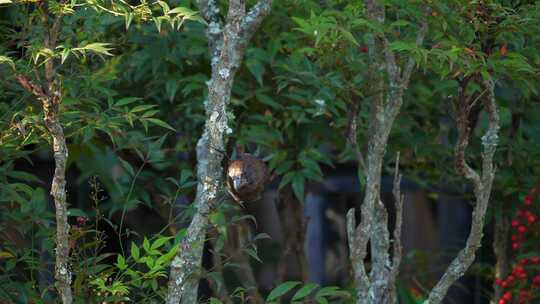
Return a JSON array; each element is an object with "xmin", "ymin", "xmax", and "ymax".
[{"xmin": 1, "ymin": 0, "xmax": 540, "ymax": 303}]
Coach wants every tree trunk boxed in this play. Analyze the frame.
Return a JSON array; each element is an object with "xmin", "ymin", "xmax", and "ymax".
[{"xmin": 166, "ymin": 1, "xmax": 272, "ymax": 303}]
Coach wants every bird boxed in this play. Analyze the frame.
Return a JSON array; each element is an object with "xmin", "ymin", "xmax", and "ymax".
[{"xmin": 226, "ymin": 152, "xmax": 268, "ymax": 204}]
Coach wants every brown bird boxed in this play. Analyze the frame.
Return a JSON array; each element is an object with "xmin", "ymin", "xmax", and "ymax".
[{"xmin": 226, "ymin": 153, "xmax": 268, "ymax": 203}]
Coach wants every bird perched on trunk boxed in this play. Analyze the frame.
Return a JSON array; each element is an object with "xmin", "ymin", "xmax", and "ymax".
[{"xmin": 226, "ymin": 147, "xmax": 269, "ymax": 204}]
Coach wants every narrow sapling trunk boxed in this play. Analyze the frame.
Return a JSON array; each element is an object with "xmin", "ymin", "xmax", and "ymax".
[
  {"xmin": 13, "ymin": 5, "xmax": 72, "ymax": 302},
  {"xmin": 166, "ymin": 1, "xmax": 272, "ymax": 303}
]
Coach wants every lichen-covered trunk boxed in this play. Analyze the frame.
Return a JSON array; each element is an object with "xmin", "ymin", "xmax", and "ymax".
[
  {"xmin": 166, "ymin": 68, "xmax": 233, "ymax": 304},
  {"xmin": 166, "ymin": 1, "xmax": 272, "ymax": 301},
  {"xmin": 43, "ymin": 98, "xmax": 72, "ymax": 304}
]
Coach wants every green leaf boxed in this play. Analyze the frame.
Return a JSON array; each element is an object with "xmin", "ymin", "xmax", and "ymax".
[
  {"xmin": 119, "ymin": 158, "xmax": 135, "ymax": 176},
  {"xmin": 256, "ymin": 92, "xmax": 282, "ymax": 109},
  {"xmin": 244, "ymin": 246, "xmax": 263, "ymax": 263},
  {"xmin": 0, "ymin": 55, "xmax": 14, "ymax": 69},
  {"xmin": 315, "ymin": 296, "xmax": 329, "ymax": 304},
  {"xmin": 67, "ymin": 208, "xmax": 88, "ymax": 217},
  {"xmin": 151, "ymin": 236, "xmax": 173, "ymax": 250},
  {"xmin": 315, "ymin": 286, "xmax": 342, "ymax": 297},
  {"xmin": 267, "ymin": 281, "xmax": 302, "ymax": 301},
  {"xmin": 130, "ymin": 104, "xmax": 157, "ymax": 113},
  {"xmin": 338, "ymin": 28, "xmax": 359, "ymax": 46},
  {"xmin": 115, "ymin": 97, "xmax": 142, "ymax": 106},
  {"xmin": 279, "ymin": 172, "xmax": 295, "ymax": 189},
  {"xmin": 153, "ymin": 17, "xmax": 163, "ymax": 33},
  {"xmin": 210, "ymin": 297, "xmax": 222, "ymax": 304},
  {"xmin": 252, "ymin": 232, "xmax": 271, "ymax": 241},
  {"xmin": 157, "ymin": 1, "xmax": 170, "ymax": 13},
  {"xmin": 116, "ymin": 255, "xmax": 127, "ymax": 270},
  {"xmin": 292, "ymin": 174, "xmax": 305, "ymax": 202},
  {"xmin": 73, "ymin": 43, "xmax": 114, "ymax": 56},
  {"xmin": 156, "ymin": 244, "xmax": 179, "ymax": 266},
  {"xmin": 144, "ymin": 118, "xmax": 176, "ymax": 131},
  {"xmin": 143, "ymin": 238, "xmax": 151, "ymax": 252},
  {"xmin": 292, "ymin": 283, "xmax": 318, "ymax": 300},
  {"xmin": 125, "ymin": 13, "xmax": 134, "ymax": 30},
  {"xmin": 131, "ymin": 242, "xmax": 140, "ymax": 260},
  {"xmin": 168, "ymin": 6, "xmax": 197, "ymax": 15},
  {"xmin": 7, "ymin": 170, "xmax": 42, "ymax": 183},
  {"xmin": 60, "ymin": 48, "xmax": 71, "ymax": 64}
]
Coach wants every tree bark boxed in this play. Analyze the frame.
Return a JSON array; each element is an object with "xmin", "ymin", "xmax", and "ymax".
[
  {"xmin": 13, "ymin": 3, "xmax": 72, "ymax": 302},
  {"xmin": 345, "ymin": 2, "xmax": 428, "ymax": 303},
  {"xmin": 276, "ymin": 185, "xmax": 309, "ymax": 284},
  {"xmin": 166, "ymin": 1, "xmax": 272, "ymax": 303},
  {"xmin": 425, "ymin": 79, "xmax": 500, "ymax": 304}
]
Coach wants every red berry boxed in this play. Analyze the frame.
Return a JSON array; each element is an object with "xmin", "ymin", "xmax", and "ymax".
[
  {"xmin": 512, "ymin": 242, "xmax": 520, "ymax": 250},
  {"xmin": 518, "ymin": 226, "xmax": 527, "ymax": 233},
  {"xmin": 513, "ymin": 265, "xmax": 524, "ymax": 274},
  {"xmin": 503, "ymin": 291, "xmax": 512, "ymax": 300},
  {"xmin": 527, "ymin": 215, "xmax": 536, "ymax": 223},
  {"xmin": 501, "ymin": 281, "xmax": 508, "ymax": 288},
  {"xmin": 512, "ymin": 219, "xmax": 520, "ymax": 227},
  {"xmin": 498, "ymin": 300, "xmax": 506, "ymax": 304},
  {"xmin": 518, "ymin": 272, "xmax": 527, "ymax": 280},
  {"xmin": 531, "ymin": 256, "xmax": 540, "ymax": 264},
  {"xmin": 360, "ymin": 47, "xmax": 369, "ymax": 53},
  {"xmin": 519, "ymin": 258, "xmax": 529, "ymax": 265},
  {"xmin": 524, "ymin": 195, "xmax": 533, "ymax": 205},
  {"xmin": 518, "ymin": 210, "xmax": 526, "ymax": 217},
  {"xmin": 511, "ymin": 234, "xmax": 518, "ymax": 241},
  {"xmin": 507, "ymin": 275, "xmax": 515, "ymax": 283},
  {"xmin": 534, "ymin": 275, "xmax": 540, "ymax": 284},
  {"xmin": 496, "ymin": 278, "xmax": 503, "ymax": 286}
]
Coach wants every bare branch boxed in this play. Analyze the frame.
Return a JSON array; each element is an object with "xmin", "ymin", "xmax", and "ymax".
[
  {"xmin": 346, "ymin": 209, "xmax": 370, "ymax": 296},
  {"xmin": 383, "ymin": 38, "xmax": 401, "ymax": 85},
  {"xmin": 453, "ymin": 82, "xmax": 482, "ymax": 199},
  {"xmin": 227, "ymin": 0, "xmax": 246, "ymax": 24},
  {"xmin": 238, "ymin": 0, "xmax": 272, "ymax": 42},
  {"xmin": 391, "ymin": 152, "xmax": 404, "ymax": 278},
  {"xmin": 347, "ymin": 96, "xmax": 367, "ymax": 176},
  {"xmin": 15, "ymin": 74, "xmax": 47, "ymax": 101},
  {"xmin": 425, "ymin": 79, "xmax": 500, "ymax": 304},
  {"xmin": 195, "ymin": 0, "xmax": 222, "ymax": 24}
]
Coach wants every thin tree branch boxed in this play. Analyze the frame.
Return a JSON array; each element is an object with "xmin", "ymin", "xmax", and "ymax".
[
  {"xmin": 391, "ymin": 152, "xmax": 404, "ymax": 278},
  {"xmin": 347, "ymin": 95, "xmax": 367, "ymax": 176},
  {"xmin": 238, "ymin": 0, "xmax": 273, "ymax": 42},
  {"xmin": 425, "ymin": 79, "xmax": 500, "ymax": 304},
  {"xmin": 346, "ymin": 208, "xmax": 370, "ymax": 294}
]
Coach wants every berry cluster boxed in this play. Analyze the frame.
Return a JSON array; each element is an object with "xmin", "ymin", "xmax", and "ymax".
[{"xmin": 496, "ymin": 187, "xmax": 540, "ymax": 304}]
